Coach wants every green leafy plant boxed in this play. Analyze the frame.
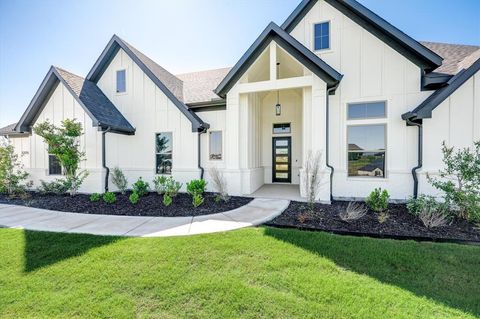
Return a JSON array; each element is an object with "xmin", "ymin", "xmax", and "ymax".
[
  {"xmin": 427, "ymin": 141, "xmax": 480, "ymax": 223},
  {"xmin": 38, "ymin": 179, "xmax": 70, "ymax": 195},
  {"xmin": 129, "ymin": 192, "xmax": 140, "ymax": 204},
  {"xmin": 406, "ymin": 195, "xmax": 449, "ymax": 216},
  {"xmin": 186, "ymin": 179, "xmax": 207, "ymax": 197},
  {"xmin": 132, "ymin": 177, "xmax": 149, "ymax": 197},
  {"xmin": 163, "ymin": 194, "xmax": 173, "ymax": 207},
  {"xmin": 102, "ymin": 192, "xmax": 116, "ymax": 204},
  {"xmin": 0, "ymin": 141, "xmax": 32, "ymax": 195},
  {"xmin": 154, "ymin": 176, "xmax": 182, "ymax": 197},
  {"xmin": 366, "ymin": 188, "xmax": 390, "ymax": 213},
  {"xmin": 192, "ymin": 194, "xmax": 204, "ymax": 208},
  {"xmin": 33, "ymin": 119, "xmax": 88, "ymax": 196},
  {"xmin": 89, "ymin": 193, "xmax": 101, "ymax": 202},
  {"xmin": 111, "ymin": 167, "xmax": 128, "ymax": 194}
]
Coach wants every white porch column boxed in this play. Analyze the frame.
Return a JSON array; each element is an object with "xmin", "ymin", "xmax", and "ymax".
[{"xmin": 269, "ymin": 42, "xmax": 277, "ymax": 81}]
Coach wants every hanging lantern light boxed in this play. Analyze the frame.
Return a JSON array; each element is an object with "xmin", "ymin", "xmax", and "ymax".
[{"xmin": 275, "ymin": 62, "xmax": 281, "ymax": 116}]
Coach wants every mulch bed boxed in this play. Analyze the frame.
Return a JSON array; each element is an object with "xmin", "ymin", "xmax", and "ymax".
[
  {"xmin": 0, "ymin": 192, "xmax": 253, "ymax": 217},
  {"xmin": 266, "ymin": 201, "xmax": 480, "ymax": 243}
]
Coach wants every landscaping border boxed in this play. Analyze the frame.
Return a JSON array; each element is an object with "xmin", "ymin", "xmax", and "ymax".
[{"xmin": 264, "ymin": 223, "xmax": 480, "ymax": 246}]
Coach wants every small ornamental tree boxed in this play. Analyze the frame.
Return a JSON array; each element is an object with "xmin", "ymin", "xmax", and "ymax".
[
  {"xmin": 33, "ymin": 119, "xmax": 88, "ymax": 196},
  {"xmin": 0, "ymin": 140, "xmax": 32, "ymax": 195},
  {"xmin": 428, "ymin": 141, "xmax": 480, "ymax": 223}
]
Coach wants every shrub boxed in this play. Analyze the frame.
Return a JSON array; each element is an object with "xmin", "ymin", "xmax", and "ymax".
[
  {"xmin": 303, "ymin": 151, "xmax": 323, "ymax": 211},
  {"xmin": 89, "ymin": 193, "xmax": 101, "ymax": 202},
  {"xmin": 192, "ymin": 194, "xmax": 204, "ymax": 208},
  {"xmin": 103, "ymin": 192, "xmax": 116, "ymax": 204},
  {"xmin": 154, "ymin": 176, "xmax": 182, "ymax": 197},
  {"xmin": 339, "ymin": 202, "xmax": 367, "ymax": 222},
  {"xmin": 419, "ymin": 209, "xmax": 449, "ymax": 228},
  {"xmin": 132, "ymin": 177, "xmax": 149, "ymax": 197},
  {"xmin": 427, "ymin": 141, "xmax": 480, "ymax": 223},
  {"xmin": 129, "ymin": 192, "xmax": 139, "ymax": 204},
  {"xmin": 34, "ymin": 119, "xmax": 89, "ymax": 196},
  {"xmin": 407, "ymin": 195, "xmax": 450, "ymax": 228},
  {"xmin": 208, "ymin": 167, "xmax": 229, "ymax": 202},
  {"xmin": 111, "ymin": 167, "xmax": 128, "ymax": 194},
  {"xmin": 163, "ymin": 194, "xmax": 172, "ymax": 207},
  {"xmin": 0, "ymin": 141, "xmax": 32, "ymax": 195},
  {"xmin": 187, "ymin": 179, "xmax": 207, "ymax": 197},
  {"xmin": 38, "ymin": 179, "xmax": 70, "ymax": 195},
  {"xmin": 366, "ymin": 188, "xmax": 389, "ymax": 213}
]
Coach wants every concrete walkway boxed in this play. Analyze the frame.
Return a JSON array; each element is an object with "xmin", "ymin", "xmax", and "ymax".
[{"xmin": 0, "ymin": 198, "xmax": 289, "ymax": 237}]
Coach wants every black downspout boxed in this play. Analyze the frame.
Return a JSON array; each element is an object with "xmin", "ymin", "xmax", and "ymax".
[
  {"xmin": 102, "ymin": 127, "xmax": 111, "ymax": 192},
  {"xmin": 198, "ymin": 128, "xmax": 207, "ymax": 179},
  {"xmin": 407, "ymin": 119, "xmax": 423, "ymax": 198},
  {"xmin": 325, "ymin": 86, "xmax": 336, "ymax": 202}
]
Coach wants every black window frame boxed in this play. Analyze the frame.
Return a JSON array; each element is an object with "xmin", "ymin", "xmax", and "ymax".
[
  {"xmin": 48, "ymin": 154, "xmax": 62, "ymax": 176},
  {"xmin": 272, "ymin": 123, "xmax": 291, "ymax": 134},
  {"xmin": 314, "ymin": 21, "xmax": 330, "ymax": 51},
  {"xmin": 155, "ymin": 132, "xmax": 173, "ymax": 175}
]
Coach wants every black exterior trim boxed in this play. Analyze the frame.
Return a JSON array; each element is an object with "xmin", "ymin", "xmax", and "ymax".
[
  {"xmin": 187, "ymin": 100, "xmax": 226, "ymax": 112},
  {"xmin": 403, "ymin": 58, "xmax": 480, "ymax": 121},
  {"xmin": 215, "ymin": 22, "xmax": 343, "ymax": 98},
  {"xmin": 272, "ymin": 136, "xmax": 292, "ymax": 183},
  {"xmin": 282, "ymin": 0, "xmax": 443, "ymax": 72},
  {"xmin": 421, "ymin": 72, "xmax": 453, "ymax": 90},
  {"xmin": 87, "ymin": 35, "xmax": 209, "ymax": 132},
  {"xmin": 14, "ymin": 66, "xmax": 135, "ymax": 135}
]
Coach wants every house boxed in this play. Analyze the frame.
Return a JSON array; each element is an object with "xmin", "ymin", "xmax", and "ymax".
[{"xmin": 1, "ymin": 0, "xmax": 479, "ymax": 201}]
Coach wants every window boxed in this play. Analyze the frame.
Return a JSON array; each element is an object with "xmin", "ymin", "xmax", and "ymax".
[
  {"xmin": 348, "ymin": 102, "xmax": 386, "ymax": 120},
  {"xmin": 116, "ymin": 69, "xmax": 126, "ymax": 93},
  {"xmin": 48, "ymin": 155, "xmax": 62, "ymax": 175},
  {"xmin": 314, "ymin": 22, "xmax": 330, "ymax": 50},
  {"xmin": 347, "ymin": 125, "xmax": 386, "ymax": 178},
  {"xmin": 156, "ymin": 133, "xmax": 172, "ymax": 174},
  {"xmin": 209, "ymin": 131, "xmax": 222, "ymax": 160},
  {"xmin": 273, "ymin": 123, "xmax": 291, "ymax": 134}
]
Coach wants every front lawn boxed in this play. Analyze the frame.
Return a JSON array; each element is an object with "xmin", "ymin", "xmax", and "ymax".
[{"xmin": 0, "ymin": 227, "xmax": 478, "ymax": 318}]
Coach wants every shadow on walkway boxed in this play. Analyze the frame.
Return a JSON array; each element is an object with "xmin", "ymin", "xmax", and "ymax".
[{"xmin": 264, "ymin": 226, "xmax": 480, "ymax": 317}]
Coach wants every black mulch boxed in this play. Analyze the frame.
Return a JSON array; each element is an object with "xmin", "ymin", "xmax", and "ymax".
[
  {"xmin": 266, "ymin": 201, "xmax": 480, "ymax": 242},
  {"xmin": 0, "ymin": 192, "xmax": 253, "ymax": 217}
]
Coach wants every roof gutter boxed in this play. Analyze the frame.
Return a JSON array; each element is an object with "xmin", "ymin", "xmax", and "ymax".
[
  {"xmin": 406, "ymin": 119, "xmax": 423, "ymax": 199},
  {"xmin": 102, "ymin": 127, "xmax": 112, "ymax": 192}
]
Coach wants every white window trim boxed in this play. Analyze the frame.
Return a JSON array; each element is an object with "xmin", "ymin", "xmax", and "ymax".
[
  {"xmin": 345, "ymin": 101, "xmax": 388, "ymax": 179},
  {"xmin": 208, "ymin": 130, "xmax": 223, "ymax": 162},
  {"xmin": 115, "ymin": 69, "xmax": 127, "ymax": 95},
  {"xmin": 155, "ymin": 132, "xmax": 173, "ymax": 175},
  {"xmin": 313, "ymin": 20, "xmax": 331, "ymax": 52}
]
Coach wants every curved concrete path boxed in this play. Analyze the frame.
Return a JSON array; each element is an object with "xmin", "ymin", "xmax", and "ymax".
[{"xmin": 0, "ymin": 198, "xmax": 289, "ymax": 237}]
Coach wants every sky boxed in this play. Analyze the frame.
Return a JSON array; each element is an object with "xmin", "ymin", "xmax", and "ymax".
[{"xmin": 0, "ymin": 0, "xmax": 479, "ymax": 128}]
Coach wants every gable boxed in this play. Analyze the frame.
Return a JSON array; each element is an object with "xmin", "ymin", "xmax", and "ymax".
[
  {"xmin": 14, "ymin": 66, "xmax": 135, "ymax": 135},
  {"xmin": 87, "ymin": 35, "xmax": 208, "ymax": 132},
  {"xmin": 282, "ymin": 0, "xmax": 442, "ymax": 72},
  {"xmin": 215, "ymin": 22, "xmax": 342, "ymax": 98}
]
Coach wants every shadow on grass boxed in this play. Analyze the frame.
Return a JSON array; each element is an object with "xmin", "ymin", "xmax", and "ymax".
[
  {"xmin": 23, "ymin": 230, "xmax": 121, "ymax": 273},
  {"xmin": 264, "ymin": 226, "xmax": 480, "ymax": 317}
]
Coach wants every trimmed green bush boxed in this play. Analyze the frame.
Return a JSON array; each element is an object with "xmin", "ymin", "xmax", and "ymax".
[
  {"xmin": 186, "ymin": 179, "xmax": 207, "ymax": 197},
  {"xmin": 192, "ymin": 194, "xmax": 204, "ymax": 208},
  {"xmin": 89, "ymin": 193, "xmax": 101, "ymax": 202},
  {"xmin": 366, "ymin": 188, "xmax": 389, "ymax": 213},
  {"xmin": 163, "ymin": 194, "xmax": 173, "ymax": 207},
  {"xmin": 38, "ymin": 179, "xmax": 70, "ymax": 195},
  {"xmin": 102, "ymin": 192, "xmax": 116, "ymax": 204},
  {"xmin": 129, "ymin": 192, "xmax": 140, "ymax": 204},
  {"xmin": 133, "ymin": 177, "xmax": 149, "ymax": 197}
]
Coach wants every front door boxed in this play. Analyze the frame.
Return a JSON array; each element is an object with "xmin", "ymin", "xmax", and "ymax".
[{"xmin": 272, "ymin": 137, "xmax": 291, "ymax": 183}]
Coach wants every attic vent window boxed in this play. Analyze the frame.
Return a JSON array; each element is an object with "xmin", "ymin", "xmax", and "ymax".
[
  {"xmin": 314, "ymin": 22, "xmax": 330, "ymax": 51},
  {"xmin": 116, "ymin": 69, "xmax": 126, "ymax": 93}
]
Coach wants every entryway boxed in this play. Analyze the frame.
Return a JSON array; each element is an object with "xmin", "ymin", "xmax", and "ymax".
[
  {"xmin": 250, "ymin": 184, "xmax": 304, "ymax": 202},
  {"xmin": 272, "ymin": 136, "xmax": 291, "ymax": 183}
]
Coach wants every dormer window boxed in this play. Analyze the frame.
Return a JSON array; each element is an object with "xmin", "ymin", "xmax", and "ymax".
[
  {"xmin": 314, "ymin": 22, "xmax": 330, "ymax": 51},
  {"xmin": 116, "ymin": 69, "xmax": 126, "ymax": 93}
]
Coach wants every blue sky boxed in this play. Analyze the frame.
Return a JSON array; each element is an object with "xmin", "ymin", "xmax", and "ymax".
[{"xmin": 0, "ymin": 0, "xmax": 479, "ymax": 128}]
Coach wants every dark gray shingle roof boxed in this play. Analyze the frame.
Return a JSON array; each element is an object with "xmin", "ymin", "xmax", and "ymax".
[
  {"xmin": 0, "ymin": 123, "xmax": 19, "ymax": 136},
  {"xmin": 55, "ymin": 67, "xmax": 135, "ymax": 133}
]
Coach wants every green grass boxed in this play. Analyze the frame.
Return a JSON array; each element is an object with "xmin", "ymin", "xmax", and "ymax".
[{"xmin": 0, "ymin": 227, "xmax": 479, "ymax": 319}]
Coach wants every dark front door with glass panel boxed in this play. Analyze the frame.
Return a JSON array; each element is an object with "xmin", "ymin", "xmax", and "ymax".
[{"xmin": 272, "ymin": 137, "xmax": 291, "ymax": 183}]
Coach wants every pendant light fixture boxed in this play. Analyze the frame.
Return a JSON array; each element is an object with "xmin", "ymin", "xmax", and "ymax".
[{"xmin": 275, "ymin": 62, "xmax": 281, "ymax": 116}]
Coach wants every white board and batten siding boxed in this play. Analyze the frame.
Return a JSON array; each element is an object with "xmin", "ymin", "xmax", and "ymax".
[{"xmin": 289, "ymin": 0, "xmax": 433, "ymax": 200}]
